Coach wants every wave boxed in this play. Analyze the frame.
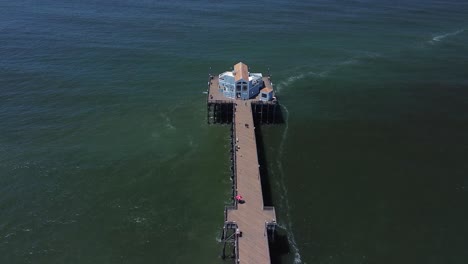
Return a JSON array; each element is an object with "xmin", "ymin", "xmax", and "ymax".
[
  {"xmin": 275, "ymin": 71, "xmax": 327, "ymax": 94},
  {"xmin": 275, "ymin": 52, "xmax": 381, "ymax": 94},
  {"xmin": 432, "ymin": 29, "xmax": 465, "ymax": 42},
  {"xmin": 159, "ymin": 113, "xmax": 176, "ymax": 130},
  {"xmin": 275, "ymin": 105, "xmax": 303, "ymax": 264}
]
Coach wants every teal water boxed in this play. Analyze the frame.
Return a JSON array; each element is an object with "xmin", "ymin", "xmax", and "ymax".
[{"xmin": 1, "ymin": 0, "xmax": 468, "ymax": 263}]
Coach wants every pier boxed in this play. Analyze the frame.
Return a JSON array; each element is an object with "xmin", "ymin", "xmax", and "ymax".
[{"xmin": 206, "ymin": 63, "xmax": 281, "ymax": 264}]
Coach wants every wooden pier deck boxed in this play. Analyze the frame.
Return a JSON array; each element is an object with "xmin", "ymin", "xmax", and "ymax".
[
  {"xmin": 226, "ymin": 101, "xmax": 277, "ymax": 264},
  {"xmin": 207, "ymin": 70, "xmax": 278, "ymax": 263}
]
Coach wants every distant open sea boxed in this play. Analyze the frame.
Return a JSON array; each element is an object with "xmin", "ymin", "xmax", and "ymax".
[{"xmin": 1, "ymin": 0, "xmax": 468, "ymax": 263}]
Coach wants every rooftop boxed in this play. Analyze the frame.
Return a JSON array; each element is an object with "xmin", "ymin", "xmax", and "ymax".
[
  {"xmin": 260, "ymin": 87, "xmax": 273, "ymax": 93},
  {"xmin": 234, "ymin": 62, "xmax": 249, "ymax": 82}
]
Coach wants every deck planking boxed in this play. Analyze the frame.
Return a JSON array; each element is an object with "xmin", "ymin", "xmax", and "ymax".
[
  {"xmin": 226, "ymin": 101, "xmax": 276, "ymax": 264},
  {"xmin": 208, "ymin": 72, "xmax": 277, "ymax": 263}
]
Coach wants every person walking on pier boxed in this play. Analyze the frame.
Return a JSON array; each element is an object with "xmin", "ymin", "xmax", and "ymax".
[{"xmin": 235, "ymin": 195, "xmax": 245, "ymax": 204}]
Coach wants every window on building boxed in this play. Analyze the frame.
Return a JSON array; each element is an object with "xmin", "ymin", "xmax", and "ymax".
[
  {"xmin": 236, "ymin": 85, "xmax": 241, "ymax": 91},
  {"xmin": 261, "ymin": 93, "xmax": 267, "ymax": 98},
  {"xmin": 242, "ymin": 85, "xmax": 247, "ymax": 91}
]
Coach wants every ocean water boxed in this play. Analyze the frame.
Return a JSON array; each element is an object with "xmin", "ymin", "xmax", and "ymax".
[{"xmin": 1, "ymin": 0, "xmax": 468, "ymax": 263}]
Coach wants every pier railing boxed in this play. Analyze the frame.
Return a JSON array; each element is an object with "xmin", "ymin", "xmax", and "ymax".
[
  {"xmin": 221, "ymin": 221, "xmax": 239, "ymax": 262},
  {"xmin": 263, "ymin": 206, "xmax": 276, "ymax": 216},
  {"xmin": 224, "ymin": 205, "xmax": 236, "ymax": 222},
  {"xmin": 231, "ymin": 104, "xmax": 238, "ymax": 208},
  {"xmin": 235, "ymin": 232, "xmax": 240, "ymax": 264},
  {"xmin": 206, "ymin": 74, "xmax": 211, "ymax": 105}
]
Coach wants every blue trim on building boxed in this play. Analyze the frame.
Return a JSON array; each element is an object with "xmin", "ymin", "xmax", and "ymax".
[{"xmin": 218, "ymin": 63, "xmax": 266, "ymax": 100}]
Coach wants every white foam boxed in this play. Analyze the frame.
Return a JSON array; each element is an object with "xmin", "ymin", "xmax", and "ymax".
[
  {"xmin": 276, "ymin": 71, "xmax": 327, "ymax": 93},
  {"xmin": 133, "ymin": 217, "xmax": 146, "ymax": 223},
  {"xmin": 4, "ymin": 233, "xmax": 15, "ymax": 238},
  {"xmin": 338, "ymin": 59, "xmax": 358, "ymax": 66},
  {"xmin": 432, "ymin": 29, "xmax": 465, "ymax": 42},
  {"xmin": 275, "ymin": 52, "xmax": 380, "ymax": 94},
  {"xmin": 275, "ymin": 105, "xmax": 303, "ymax": 264},
  {"xmin": 160, "ymin": 113, "xmax": 176, "ymax": 130}
]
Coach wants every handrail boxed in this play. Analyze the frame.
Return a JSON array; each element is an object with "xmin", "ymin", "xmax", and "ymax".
[
  {"xmin": 224, "ymin": 206, "xmax": 236, "ymax": 222},
  {"xmin": 206, "ymin": 74, "xmax": 211, "ymax": 105},
  {"xmin": 235, "ymin": 231, "xmax": 240, "ymax": 263},
  {"xmin": 231, "ymin": 104, "xmax": 238, "ymax": 209},
  {"xmin": 263, "ymin": 206, "xmax": 276, "ymax": 227},
  {"xmin": 207, "ymin": 99, "xmax": 235, "ymax": 104},
  {"xmin": 221, "ymin": 221, "xmax": 239, "ymax": 263}
]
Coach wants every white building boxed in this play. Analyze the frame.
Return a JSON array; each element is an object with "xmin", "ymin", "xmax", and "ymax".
[{"xmin": 218, "ymin": 62, "xmax": 265, "ymax": 100}]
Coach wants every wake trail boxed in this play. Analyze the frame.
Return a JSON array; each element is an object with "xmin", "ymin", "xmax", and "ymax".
[
  {"xmin": 276, "ymin": 71, "xmax": 327, "ymax": 94},
  {"xmin": 431, "ymin": 29, "xmax": 465, "ymax": 43},
  {"xmin": 275, "ymin": 52, "xmax": 381, "ymax": 94},
  {"xmin": 275, "ymin": 104, "xmax": 302, "ymax": 264}
]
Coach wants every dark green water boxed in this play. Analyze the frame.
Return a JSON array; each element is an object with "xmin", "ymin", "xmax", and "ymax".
[{"xmin": 1, "ymin": 0, "xmax": 468, "ymax": 263}]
